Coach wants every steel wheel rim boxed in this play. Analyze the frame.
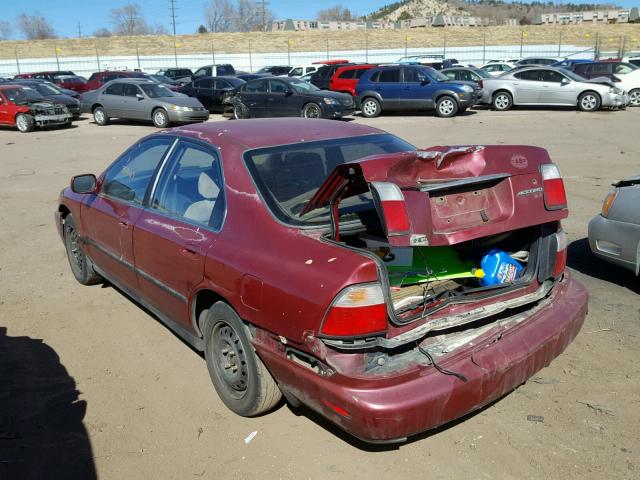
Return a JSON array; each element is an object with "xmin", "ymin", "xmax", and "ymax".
[
  {"xmin": 495, "ymin": 95, "xmax": 509, "ymax": 110},
  {"xmin": 16, "ymin": 115, "xmax": 27, "ymax": 131},
  {"xmin": 439, "ymin": 99, "xmax": 454, "ymax": 115},
  {"xmin": 304, "ymin": 104, "xmax": 320, "ymax": 118},
  {"xmin": 94, "ymin": 110, "xmax": 104, "ymax": 123},
  {"xmin": 154, "ymin": 111, "xmax": 166, "ymax": 125},
  {"xmin": 629, "ymin": 90, "xmax": 640, "ymax": 106},
  {"xmin": 234, "ymin": 105, "xmax": 245, "ymax": 119},
  {"xmin": 213, "ymin": 323, "xmax": 248, "ymax": 396},
  {"xmin": 581, "ymin": 95, "xmax": 597, "ymax": 110},
  {"xmin": 363, "ymin": 100, "xmax": 377, "ymax": 116},
  {"xmin": 66, "ymin": 224, "xmax": 84, "ymax": 274}
]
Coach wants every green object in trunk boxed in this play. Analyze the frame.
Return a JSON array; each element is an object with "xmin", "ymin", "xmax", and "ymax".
[{"xmin": 386, "ymin": 246, "xmax": 476, "ymax": 287}]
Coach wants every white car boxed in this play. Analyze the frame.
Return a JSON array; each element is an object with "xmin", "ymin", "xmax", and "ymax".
[
  {"xmin": 614, "ymin": 69, "xmax": 640, "ymax": 106},
  {"xmin": 287, "ymin": 65, "xmax": 318, "ymax": 78},
  {"xmin": 486, "ymin": 58, "xmax": 521, "ymax": 65},
  {"xmin": 481, "ymin": 62, "xmax": 515, "ymax": 77},
  {"xmin": 622, "ymin": 55, "xmax": 640, "ymax": 68}
]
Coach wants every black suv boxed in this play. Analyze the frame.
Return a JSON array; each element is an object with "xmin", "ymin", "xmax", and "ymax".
[
  {"xmin": 572, "ymin": 61, "xmax": 637, "ymax": 80},
  {"xmin": 156, "ymin": 68, "xmax": 193, "ymax": 84},
  {"xmin": 193, "ymin": 64, "xmax": 236, "ymax": 78}
]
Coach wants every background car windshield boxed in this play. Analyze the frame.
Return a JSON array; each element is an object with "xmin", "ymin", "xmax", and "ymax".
[
  {"xmin": 244, "ymin": 134, "xmax": 415, "ymax": 226},
  {"xmin": 3, "ymin": 87, "xmax": 44, "ymax": 103},
  {"xmin": 140, "ymin": 84, "xmax": 175, "ymax": 98},
  {"xmin": 562, "ymin": 70, "xmax": 587, "ymax": 82},
  {"xmin": 34, "ymin": 83, "xmax": 61, "ymax": 95},
  {"xmin": 289, "ymin": 79, "xmax": 319, "ymax": 93},
  {"xmin": 422, "ymin": 67, "xmax": 449, "ymax": 82},
  {"xmin": 473, "ymin": 68, "xmax": 492, "ymax": 78}
]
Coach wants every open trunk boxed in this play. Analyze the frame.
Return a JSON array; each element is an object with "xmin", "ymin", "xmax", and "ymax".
[{"xmin": 307, "ymin": 145, "xmax": 569, "ymax": 353}]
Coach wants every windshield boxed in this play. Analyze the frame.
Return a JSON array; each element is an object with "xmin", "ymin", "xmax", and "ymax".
[
  {"xmin": 244, "ymin": 134, "xmax": 416, "ymax": 226},
  {"xmin": 150, "ymin": 74, "xmax": 173, "ymax": 84},
  {"xmin": 472, "ymin": 68, "xmax": 492, "ymax": 79},
  {"xmin": 422, "ymin": 67, "xmax": 449, "ymax": 82},
  {"xmin": 34, "ymin": 83, "xmax": 62, "ymax": 95},
  {"xmin": 2, "ymin": 87, "xmax": 45, "ymax": 104},
  {"xmin": 140, "ymin": 84, "xmax": 176, "ymax": 98},
  {"xmin": 289, "ymin": 78, "xmax": 319, "ymax": 93},
  {"xmin": 562, "ymin": 70, "xmax": 587, "ymax": 82}
]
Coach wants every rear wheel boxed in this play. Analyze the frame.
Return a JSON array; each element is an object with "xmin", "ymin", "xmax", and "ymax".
[
  {"xmin": 492, "ymin": 91, "xmax": 513, "ymax": 111},
  {"xmin": 360, "ymin": 97, "xmax": 381, "ymax": 118},
  {"xmin": 578, "ymin": 92, "xmax": 601, "ymax": 112},
  {"xmin": 152, "ymin": 108, "xmax": 170, "ymax": 128},
  {"xmin": 203, "ymin": 302, "xmax": 281, "ymax": 416},
  {"xmin": 301, "ymin": 102, "xmax": 322, "ymax": 119},
  {"xmin": 63, "ymin": 215, "xmax": 102, "ymax": 285},
  {"xmin": 93, "ymin": 107, "xmax": 109, "ymax": 126},
  {"xmin": 435, "ymin": 95, "xmax": 459, "ymax": 118},
  {"xmin": 233, "ymin": 102, "xmax": 250, "ymax": 119},
  {"xmin": 15, "ymin": 113, "xmax": 35, "ymax": 133},
  {"xmin": 628, "ymin": 88, "xmax": 640, "ymax": 107}
]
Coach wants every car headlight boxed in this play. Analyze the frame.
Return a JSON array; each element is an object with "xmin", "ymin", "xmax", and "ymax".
[
  {"xmin": 609, "ymin": 87, "xmax": 623, "ymax": 95},
  {"xmin": 323, "ymin": 98, "xmax": 338, "ymax": 105},
  {"xmin": 462, "ymin": 85, "xmax": 474, "ymax": 93},
  {"xmin": 169, "ymin": 105, "xmax": 194, "ymax": 111}
]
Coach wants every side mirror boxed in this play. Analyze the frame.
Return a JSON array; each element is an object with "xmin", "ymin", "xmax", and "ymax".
[
  {"xmin": 420, "ymin": 79, "xmax": 430, "ymax": 85},
  {"xmin": 285, "ymin": 89, "xmax": 294, "ymax": 96},
  {"xmin": 136, "ymin": 93, "xmax": 144, "ymax": 100},
  {"xmin": 70, "ymin": 174, "xmax": 97, "ymax": 194},
  {"xmin": 561, "ymin": 78, "xmax": 570, "ymax": 85}
]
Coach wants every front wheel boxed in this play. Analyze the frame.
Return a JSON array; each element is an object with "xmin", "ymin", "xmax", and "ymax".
[
  {"xmin": 233, "ymin": 102, "xmax": 250, "ymax": 119},
  {"xmin": 578, "ymin": 92, "xmax": 601, "ymax": 112},
  {"xmin": 301, "ymin": 102, "xmax": 322, "ymax": 119},
  {"xmin": 435, "ymin": 95, "xmax": 459, "ymax": 118},
  {"xmin": 16, "ymin": 113, "xmax": 35, "ymax": 133},
  {"xmin": 93, "ymin": 107, "xmax": 109, "ymax": 126},
  {"xmin": 628, "ymin": 88, "xmax": 640, "ymax": 107},
  {"xmin": 63, "ymin": 215, "xmax": 102, "ymax": 285},
  {"xmin": 204, "ymin": 302, "xmax": 282, "ymax": 417},
  {"xmin": 152, "ymin": 108, "xmax": 170, "ymax": 128},
  {"xmin": 360, "ymin": 97, "xmax": 381, "ymax": 118},
  {"xmin": 492, "ymin": 91, "xmax": 513, "ymax": 111}
]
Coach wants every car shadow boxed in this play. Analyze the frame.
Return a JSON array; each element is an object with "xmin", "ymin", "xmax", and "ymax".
[
  {"xmin": 567, "ymin": 237, "xmax": 640, "ymax": 293},
  {"xmin": 367, "ymin": 110, "xmax": 478, "ymax": 118},
  {"xmin": 0, "ymin": 327, "xmax": 97, "ymax": 479}
]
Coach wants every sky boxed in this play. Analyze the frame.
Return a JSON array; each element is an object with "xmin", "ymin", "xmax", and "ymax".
[{"xmin": 2, "ymin": 0, "xmax": 638, "ymax": 39}]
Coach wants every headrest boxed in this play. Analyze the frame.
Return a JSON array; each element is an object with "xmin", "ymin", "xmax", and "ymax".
[{"xmin": 198, "ymin": 172, "xmax": 220, "ymax": 200}]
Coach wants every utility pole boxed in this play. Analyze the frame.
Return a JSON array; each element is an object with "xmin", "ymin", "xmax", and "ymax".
[
  {"xmin": 77, "ymin": 22, "xmax": 82, "ymax": 38},
  {"xmin": 169, "ymin": 0, "xmax": 178, "ymax": 67},
  {"xmin": 258, "ymin": 0, "xmax": 269, "ymax": 32}
]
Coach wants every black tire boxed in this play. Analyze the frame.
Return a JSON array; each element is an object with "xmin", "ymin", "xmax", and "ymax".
[
  {"xmin": 203, "ymin": 302, "xmax": 282, "ymax": 417},
  {"xmin": 233, "ymin": 102, "xmax": 250, "ymax": 119},
  {"xmin": 578, "ymin": 91, "xmax": 601, "ymax": 112},
  {"xmin": 63, "ymin": 215, "xmax": 102, "ymax": 286},
  {"xmin": 492, "ymin": 91, "xmax": 513, "ymax": 111},
  {"xmin": 435, "ymin": 95, "xmax": 459, "ymax": 118},
  {"xmin": 628, "ymin": 88, "xmax": 640, "ymax": 107},
  {"xmin": 152, "ymin": 108, "xmax": 170, "ymax": 128},
  {"xmin": 15, "ymin": 113, "xmax": 35, "ymax": 133},
  {"xmin": 301, "ymin": 102, "xmax": 322, "ymax": 119},
  {"xmin": 93, "ymin": 106, "xmax": 109, "ymax": 126},
  {"xmin": 360, "ymin": 97, "xmax": 381, "ymax": 118}
]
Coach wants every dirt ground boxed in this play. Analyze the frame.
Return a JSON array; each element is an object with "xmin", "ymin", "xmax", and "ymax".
[{"xmin": 1, "ymin": 108, "xmax": 639, "ymax": 480}]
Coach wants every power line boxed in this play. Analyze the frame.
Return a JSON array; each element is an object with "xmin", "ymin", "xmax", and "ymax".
[
  {"xmin": 169, "ymin": 0, "xmax": 178, "ymax": 67},
  {"xmin": 77, "ymin": 21, "xmax": 82, "ymax": 38},
  {"xmin": 258, "ymin": 0, "xmax": 269, "ymax": 32}
]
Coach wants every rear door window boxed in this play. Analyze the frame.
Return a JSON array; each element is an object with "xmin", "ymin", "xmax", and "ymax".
[
  {"xmin": 339, "ymin": 69, "xmax": 356, "ymax": 79},
  {"xmin": 378, "ymin": 69, "xmax": 401, "ymax": 83},
  {"xmin": 104, "ymin": 83, "xmax": 124, "ymax": 95}
]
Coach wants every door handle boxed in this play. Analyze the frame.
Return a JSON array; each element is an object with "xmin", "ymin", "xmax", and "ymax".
[
  {"xmin": 180, "ymin": 247, "xmax": 199, "ymax": 257},
  {"xmin": 118, "ymin": 220, "xmax": 129, "ymax": 229}
]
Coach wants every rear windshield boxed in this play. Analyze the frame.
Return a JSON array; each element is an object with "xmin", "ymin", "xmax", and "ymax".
[{"xmin": 244, "ymin": 134, "xmax": 415, "ymax": 226}]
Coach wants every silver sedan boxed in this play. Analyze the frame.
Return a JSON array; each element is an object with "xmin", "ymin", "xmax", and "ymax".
[
  {"xmin": 80, "ymin": 78, "xmax": 209, "ymax": 128},
  {"xmin": 589, "ymin": 175, "xmax": 640, "ymax": 275},
  {"xmin": 480, "ymin": 67, "xmax": 628, "ymax": 112}
]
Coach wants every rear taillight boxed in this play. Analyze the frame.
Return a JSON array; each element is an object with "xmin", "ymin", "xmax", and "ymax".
[
  {"xmin": 370, "ymin": 182, "xmax": 411, "ymax": 235},
  {"xmin": 321, "ymin": 284, "xmax": 388, "ymax": 337},
  {"xmin": 478, "ymin": 80, "xmax": 484, "ymax": 88},
  {"xmin": 541, "ymin": 164, "xmax": 567, "ymax": 211},
  {"xmin": 600, "ymin": 190, "xmax": 618, "ymax": 218},
  {"xmin": 553, "ymin": 228, "xmax": 568, "ymax": 277}
]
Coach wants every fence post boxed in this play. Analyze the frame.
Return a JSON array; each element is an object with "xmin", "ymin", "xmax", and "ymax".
[
  {"xmin": 55, "ymin": 46, "xmax": 60, "ymax": 70},
  {"xmin": 595, "ymin": 32, "xmax": 600, "ymax": 60},
  {"xmin": 249, "ymin": 40, "xmax": 253, "ymax": 72},
  {"xmin": 136, "ymin": 43, "xmax": 141, "ymax": 70},
  {"xmin": 519, "ymin": 31, "xmax": 524, "ymax": 58},
  {"xmin": 619, "ymin": 35, "xmax": 626, "ymax": 58},
  {"xmin": 287, "ymin": 38, "xmax": 290, "ymax": 66},
  {"xmin": 443, "ymin": 32, "xmax": 446, "ymax": 57},
  {"xmin": 211, "ymin": 42, "xmax": 216, "ymax": 64},
  {"xmin": 558, "ymin": 31, "xmax": 562, "ymax": 57},
  {"xmin": 95, "ymin": 45, "xmax": 100, "ymax": 70},
  {"xmin": 14, "ymin": 47, "xmax": 20, "ymax": 74},
  {"xmin": 326, "ymin": 35, "xmax": 329, "ymax": 60},
  {"xmin": 482, "ymin": 30, "xmax": 486, "ymax": 64},
  {"xmin": 365, "ymin": 33, "xmax": 368, "ymax": 63},
  {"xmin": 404, "ymin": 35, "xmax": 408, "ymax": 57}
]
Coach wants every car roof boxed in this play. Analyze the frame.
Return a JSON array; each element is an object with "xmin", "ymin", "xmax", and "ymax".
[
  {"xmin": 108, "ymin": 78, "xmax": 154, "ymax": 84},
  {"xmin": 171, "ymin": 119, "xmax": 384, "ymax": 150}
]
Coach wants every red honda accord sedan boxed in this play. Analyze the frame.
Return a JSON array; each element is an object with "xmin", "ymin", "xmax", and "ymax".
[{"xmin": 56, "ymin": 119, "xmax": 588, "ymax": 443}]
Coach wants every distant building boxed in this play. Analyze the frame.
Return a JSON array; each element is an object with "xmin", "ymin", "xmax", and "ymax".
[
  {"xmin": 533, "ymin": 8, "xmax": 639, "ymax": 25},
  {"xmin": 271, "ymin": 16, "xmax": 518, "ymax": 31},
  {"xmin": 397, "ymin": 15, "xmax": 517, "ymax": 28}
]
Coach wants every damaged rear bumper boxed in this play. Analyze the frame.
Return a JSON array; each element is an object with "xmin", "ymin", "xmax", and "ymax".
[{"xmin": 256, "ymin": 272, "xmax": 587, "ymax": 443}]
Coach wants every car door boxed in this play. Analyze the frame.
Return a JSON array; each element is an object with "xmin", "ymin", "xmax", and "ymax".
[
  {"xmin": 101, "ymin": 82, "xmax": 125, "ymax": 117},
  {"xmin": 240, "ymin": 79, "xmax": 269, "ymax": 117},
  {"xmin": 133, "ymin": 138, "xmax": 224, "ymax": 330},
  {"xmin": 512, "ymin": 70, "xmax": 543, "ymax": 104},
  {"xmin": 401, "ymin": 67, "xmax": 433, "ymax": 110},
  {"xmin": 0, "ymin": 92, "xmax": 11, "ymax": 124},
  {"xmin": 373, "ymin": 68, "xmax": 403, "ymax": 110},
  {"xmin": 122, "ymin": 83, "xmax": 146, "ymax": 119},
  {"xmin": 540, "ymin": 70, "xmax": 575, "ymax": 105},
  {"xmin": 194, "ymin": 78, "xmax": 215, "ymax": 110},
  {"xmin": 81, "ymin": 136, "xmax": 176, "ymax": 292},
  {"xmin": 267, "ymin": 79, "xmax": 298, "ymax": 116}
]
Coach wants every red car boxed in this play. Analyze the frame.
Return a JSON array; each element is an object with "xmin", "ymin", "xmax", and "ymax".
[
  {"xmin": 13, "ymin": 70, "xmax": 76, "ymax": 82},
  {"xmin": 53, "ymin": 75, "xmax": 89, "ymax": 93},
  {"xmin": 85, "ymin": 70, "xmax": 146, "ymax": 92},
  {"xmin": 0, "ymin": 84, "xmax": 73, "ymax": 132},
  {"xmin": 329, "ymin": 64, "xmax": 375, "ymax": 96},
  {"xmin": 55, "ymin": 119, "xmax": 587, "ymax": 443}
]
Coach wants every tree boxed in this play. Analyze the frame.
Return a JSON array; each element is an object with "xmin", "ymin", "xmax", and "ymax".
[
  {"xmin": 197, "ymin": 24, "xmax": 208, "ymax": 34},
  {"xmin": 0, "ymin": 21, "xmax": 12, "ymax": 40},
  {"xmin": 204, "ymin": 0, "xmax": 234, "ymax": 32},
  {"xmin": 17, "ymin": 12, "xmax": 56, "ymax": 39},
  {"xmin": 110, "ymin": 3, "xmax": 150, "ymax": 36},
  {"xmin": 93, "ymin": 27, "xmax": 112, "ymax": 37},
  {"xmin": 317, "ymin": 4, "xmax": 355, "ymax": 21},
  {"xmin": 233, "ymin": 0, "xmax": 272, "ymax": 32}
]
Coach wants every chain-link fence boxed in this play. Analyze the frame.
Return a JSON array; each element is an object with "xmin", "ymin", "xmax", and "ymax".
[{"xmin": 0, "ymin": 29, "xmax": 638, "ymax": 77}]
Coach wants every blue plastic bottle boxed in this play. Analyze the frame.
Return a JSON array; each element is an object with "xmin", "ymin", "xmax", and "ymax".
[{"xmin": 477, "ymin": 249, "xmax": 523, "ymax": 286}]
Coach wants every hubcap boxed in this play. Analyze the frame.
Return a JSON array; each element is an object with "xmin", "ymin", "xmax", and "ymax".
[
  {"xmin": 16, "ymin": 116, "xmax": 27, "ymax": 131},
  {"xmin": 495, "ymin": 95, "xmax": 509, "ymax": 110},
  {"xmin": 363, "ymin": 100, "xmax": 377, "ymax": 116},
  {"xmin": 629, "ymin": 90, "xmax": 640, "ymax": 106},
  {"xmin": 214, "ymin": 323, "xmax": 248, "ymax": 393},
  {"xmin": 94, "ymin": 110, "xmax": 104, "ymax": 123},
  {"xmin": 439, "ymin": 99, "xmax": 454, "ymax": 115},
  {"xmin": 67, "ymin": 225, "xmax": 83, "ymax": 272},
  {"xmin": 582, "ymin": 95, "xmax": 597, "ymax": 110},
  {"xmin": 304, "ymin": 104, "xmax": 320, "ymax": 118},
  {"xmin": 154, "ymin": 111, "xmax": 166, "ymax": 125}
]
